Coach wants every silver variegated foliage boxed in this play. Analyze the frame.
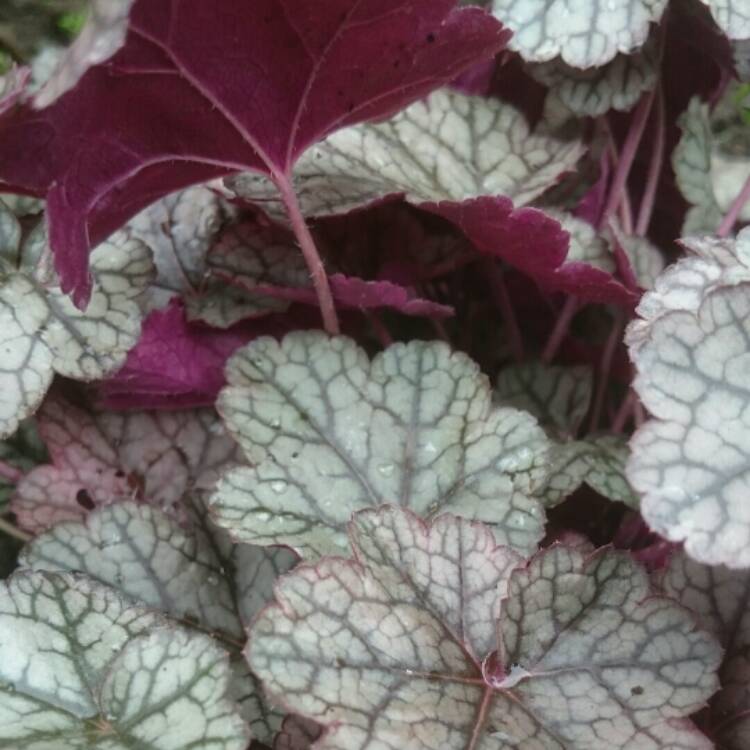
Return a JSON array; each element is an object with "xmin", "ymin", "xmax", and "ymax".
[
  {"xmin": 127, "ymin": 185, "xmax": 227, "ymax": 312},
  {"xmin": 495, "ymin": 361, "xmax": 593, "ymax": 438},
  {"xmin": 490, "ymin": 0, "xmax": 668, "ymax": 67},
  {"xmin": 0, "ymin": 205, "xmax": 154, "ymax": 439},
  {"xmin": 529, "ymin": 38, "xmax": 658, "ymax": 117},
  {"xmin": 227, "ymin": 90, "xmax": 584, "ymax": 221},
  {"xmin": 543, "ymin": 435, "xmax": 639, "ymax": 508},
  {"xmin": 0, "ymin": 570, "xmax": 249, "ymax": 748},
  {"xmin": 673, "ymin": 88, "xmax": 750, "ymax": 235},
  {"xmin": 660, "ymin": 551, "xmax": 750, "ymax": 750},
  {"xmin": 20, "ymin": 499, "xmax": 297, "ymax": 743},
  {"xmin": 700, "ymin": 0, "xmax": 750, "ymax": 41},
  {"xmin": 248, "ymin": 506, "xmax": 721, "ymax": 750},
  {"xmin": 627, "ymin": 229, "xmax": 750, "ymax": 567},
  {"xmin": 12, "ymin": 397, "xmax": 241, "ymax": 533},
  {"xmin": 212, "ymin": 332, "xmax": 550, "ymax": 558}
]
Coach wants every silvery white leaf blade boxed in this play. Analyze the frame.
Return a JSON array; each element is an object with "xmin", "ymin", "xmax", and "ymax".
[
  {"xmin": 212, "ymin": 332, "xmax": 550, "ymax": 558},
  {"xmin": 19, "ymin": 496, "xmax": 296, "ymax": 743},
  {"xmin": 247, "ymin": 507, "xmax": 720, "ymax": 749},
  {"xmin": 528, "ymin": 39, "xmax": 658, "ymax": 117},
  {"xmin": 227, "ymin": 90, "xmax": 584, "ymax": 222},
  {"xmin": 673, "ymin": 101, "xmax": 720, "ymax": 234},
  {"xmin": 98, "ymin": 628, "xmax": 249, "ymax": 750},
  {"xmin": 489, "ymin": 0, "xmax": 668, "ymax": 67},
  {"xmin": 539, "ymin": 436, "xmax": 637, "ymax": 509},
  {"xmin": 660, "ymin": 551, "xmax": 750, "ymax": 750},
  {"xmin": 627, "ymin": 276, "xmax": 750, "ymax": 568},
  {"xmin": 0, "ymin": 569, "xmax": 250, "ymax": 748},
  {"xmin": 579, "ymin": 434, "xmax": 640, "ymax": 508},
  {"xmin": 0, "ymin": 231, "xmax": 154, "ymax": 439},
  {"xmin": 20, "ymin": 501, "xmax": 244, "ymax": 639},
  {"xmin": 700, "ymin": 0, "xmax": 750, "ymax": 40},
  {"xmin": 497, "ymin": 545, "xmax": 720, "ymax": 746},
  {"xmin": 611, "ymin": 224, "xmax": 665, "ymax": 291},
  {"xmin": 127, "ymin": 185, "xmax": 226, "ymax": 312},
  {"xmin": 495, "ymin": 361, "xmax": 593, "ymax": 437}
]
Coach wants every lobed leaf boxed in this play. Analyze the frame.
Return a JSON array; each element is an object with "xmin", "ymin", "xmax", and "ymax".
[
  {"xmin": 0, "ymin": 0, "xmax": 508, "ymax": 304},
  {"xmin": 248, "ymin": 506, "xmax": 721, "ymax": 749},
  {"xmin": 11, "ymin": 396, "xmax": 240, "ymax": 533},
  {"xmin": 543, "ymin": 435, "xmax": 640, "ymax": 509},
  {"xmin": 528, "ymin": 39, "xmax": 659, "ymax": 117},
  {"xmin": 0, "ymin": 209, "xmax": 154, "ymax": 438},
  {"xmin": 0, "ymin": 570, "xmax": 249, "ymax": 749},
  {"xmin": 489, "ymin": 0, "xmax": 667, "ymax": 67},
  {"xmin": 627, "ymin": 229, "xmax": 750, "ymax": 567},
  {"xmin": 673, "ymin": 90, "xmax": 750, "ymax": 235},
  {"xmin": 495, "ymin": 361, "xmax": 593, "ymax": 438},
  {"xmin": 127, "ymin": 185, "xmax": 228, "ymax": 312},
  {"xmin": 660, "ymin": 550, "xmax": 750, "ymax": 750},
  {"xmin": 20, "ymin": 498, "xmax": 297, "ymax": 743},
  {"xmin": 228, "ymin": 89, "xmax": 585, "ymax": 221},
  {"xmin": 211, "ymin": 331, "xmax": 550, "ymax": 558}
]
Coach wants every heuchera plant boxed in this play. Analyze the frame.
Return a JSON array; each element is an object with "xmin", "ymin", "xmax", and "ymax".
[{"xmin": 0, "ymin": 0, "xmax": 749, "ymax": 748}]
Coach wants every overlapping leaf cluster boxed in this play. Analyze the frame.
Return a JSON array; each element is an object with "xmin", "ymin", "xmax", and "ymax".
[{"xmin": 0, "ymin": 0, "xmax": 746, "ymax": 748}]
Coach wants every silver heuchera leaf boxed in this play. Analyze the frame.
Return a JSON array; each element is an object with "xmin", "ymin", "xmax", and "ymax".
[
  {"xmin": 0, "ymin": 214, "xmax": 154, "ymax": 439},
  {"xmin": 673, "ymin": 98, "xmax": 723, "ymax": 235},
  {"xmin": 211, "ymin": 332, "xmax": 550, "ymax": 558},
  {"xmin": 528, "ymin": 38, "xmax": 658, "ymax": 117},
  {"xmin": 660, "ymin": 550, "xmax": 750, "ymax": 750},
  {"xmin": 227, "ymin": 90, "xmax": 584, "ymax": 221},
  {"xmin": 127, "ymin": 185, "xmax": 227, "ymax": 312},
  {"xmin": 34, "ymin": 0, "xmax": 136, "ymax": 108},
  {"xmin": 611, "ymin": 223, "xmax": 665, "ymax": 290},
  {"xmin": 673, "ymin": 89, "xmax": 750, "ymax": 235},
  {"xmin": 700, "ymin": 0, "xmax": 750, "ymax": 40},
  {"xmin": 495, "ymin": 361, "xmax": 593, "ymax": 438},
  {"xmin": 543, "ymin": 435, "xmax": 639, "ymax": 508},
  {"xmin": 20, "ymin": 499, "xmax": 297, "ymax": 743},
  {"xmin": 12, "ymin": 397, "xmax": 241, "ymax": 533},
  {"xmin": 490, "ymin": 0, "xmax": 668, "ymax": 67},
  {"xmin": 627, "ymin": 229, "xmax": 750, "ymax": 567},
  {"xmin": 550, "ymin": 210, "xmax": 616, "ymax": 272},
  {"xmin": 0, "ymin": 570, "xmax": 250, "ymax": 748},
  {"xmin": 248, "ymin": 506, "xmax": 721, "ymax": 749}
]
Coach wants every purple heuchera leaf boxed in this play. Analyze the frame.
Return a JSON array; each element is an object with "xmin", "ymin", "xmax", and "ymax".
[
  {"xmin": 0, "ymin": 0, "xmax": 508, "ymax": 305},
  {"xmin": 427, "ymin": 198, "xmax": 638, "ymax": 306},
  {"xmin": 99, "ymin": 299, "xmax": 294, "ymax": 409}
]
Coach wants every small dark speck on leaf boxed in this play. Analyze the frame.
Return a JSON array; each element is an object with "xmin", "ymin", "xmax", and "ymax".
[
  {"xmin": 76, "ymin": 489, "xmax": 95, "ymax": 510},
  {"xmin": 631, "ymin": 686, "xmax": 644, "ymax": 696},
  {"xmin": 115, "ymin": 470, "xmax": 125, "ymax": 478},
  {"xmin": 426, "ymin": 32, "xmax": 435, "ymax": 43}
]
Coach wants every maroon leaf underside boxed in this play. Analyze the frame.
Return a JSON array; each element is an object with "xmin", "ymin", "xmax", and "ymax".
[
  {"xmin": 97, "ymin": 299, "xmax": 300, "ymax": 410},
  {"xmin": 0, "ymin": 0, "xmax": 508, "ymax": 306},
  {"xmin": 426, "ymin": 197, "xmax": 639, "ymax": 307}
]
